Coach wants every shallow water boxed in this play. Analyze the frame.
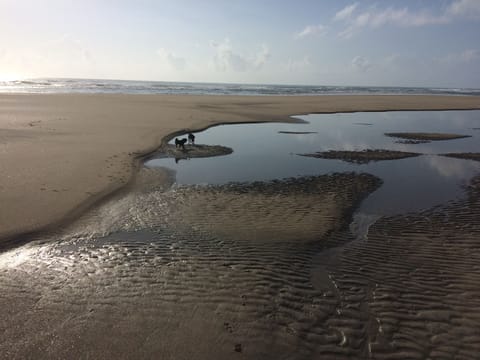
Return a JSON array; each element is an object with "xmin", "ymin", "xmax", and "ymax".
[{"xmin": 147, "ymin": 110, "xmax": 480, "ymax": 216}]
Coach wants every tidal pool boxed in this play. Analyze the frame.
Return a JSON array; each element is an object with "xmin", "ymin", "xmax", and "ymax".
[{"xmin": 146, "ymin": 110, "xmax": 480, "ymax": 216}]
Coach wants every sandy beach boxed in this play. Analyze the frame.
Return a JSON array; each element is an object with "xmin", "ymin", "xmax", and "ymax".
[
  {"xmin": 1, "ymin": 94, "xmax": 479, "ymax": 244},
  {"xmin": 1, "ymin": 94, "xmax": 480, "ymax": 358}
]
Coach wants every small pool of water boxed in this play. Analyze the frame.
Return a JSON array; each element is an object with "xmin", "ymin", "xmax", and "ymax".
[{"xmin": 146, "ymin": 111, "xmax": 480, "ymax": 217}]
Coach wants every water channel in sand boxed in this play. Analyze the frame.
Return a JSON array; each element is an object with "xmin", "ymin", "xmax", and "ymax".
[
  {"xmin": 147, "ymin": 110, "xmax": 480, "ymax": 230},
  {"xmin": 1, "ymin": 110, "xmax": 480, "ymax": 359}
]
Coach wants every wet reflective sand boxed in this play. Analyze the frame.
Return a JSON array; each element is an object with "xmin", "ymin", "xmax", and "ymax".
[{"xmin": 0, "ymin": 170, "xmax": 381, "ymax": 359}]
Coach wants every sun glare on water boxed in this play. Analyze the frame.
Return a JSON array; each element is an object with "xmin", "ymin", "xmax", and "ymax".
[{"xmin": 0, "ymin": 73, "xmax": 22, "ymax": 82}]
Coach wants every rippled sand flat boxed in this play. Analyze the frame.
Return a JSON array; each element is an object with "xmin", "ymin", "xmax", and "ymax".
[
  {"xmin": 163, "ymin": 173, "xmax": 381, "ymax": 244},
  {"xmin": 312, "ymin": 176, "xmax": 480, "ymax": 359},
  {"xmin": 2, "ymin": 166, "xmax": 480, "ymax": 358},
  {"xmin": 3, "ymin": 105, "xmax": 480, "ymax": 359},
  {"xmin": 0, "ymin": 171, "xmax": 381, "ymax": 359}
]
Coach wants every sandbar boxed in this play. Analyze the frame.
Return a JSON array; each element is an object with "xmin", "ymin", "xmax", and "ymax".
[
  {"xmin": 1, "ymin": 94, "xmax": 479, "ymax": 243},
  {"xmin": 385, "ymin": 132, "xmax": 472, "ymax": 142},
  {"xmin": 278, "ymin": 131, "xmax": 318, "ymax": 134},
  {"xmin": 299, "ymin": 149, "xmax": 421, "ymax": 164},
  {"xmin": 441, "ymin": 152, "xmax": 480, "ymax": 161},
  {"xmin": 148, "ymin": 143, "xmax": 233, "ymax": 162}
]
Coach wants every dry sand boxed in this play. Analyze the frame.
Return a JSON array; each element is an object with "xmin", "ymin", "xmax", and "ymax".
[{"xmin": 1, "ymin": 93, "xmax": 479, "ymax": 243}]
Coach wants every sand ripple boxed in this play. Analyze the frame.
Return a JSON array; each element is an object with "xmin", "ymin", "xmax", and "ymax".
[
  {"xmin": 313, "ymin": 176, "xmax": 480, "ymax": 358},
  {"xmin": 1, "ymin": 170, "xmax": 480, "ymax": 358},
  {"xmin": 0, "ymin": 171, "xmax": 380, "ymax": 359}
]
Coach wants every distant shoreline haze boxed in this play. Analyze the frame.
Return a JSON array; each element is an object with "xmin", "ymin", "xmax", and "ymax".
[{"xmin": 1, "ymin": 78, "xmax": 479, "ymax": 96}]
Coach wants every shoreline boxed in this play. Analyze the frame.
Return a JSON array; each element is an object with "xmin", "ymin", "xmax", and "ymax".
[{"xmin": 1, "ymin": 94, "xmax": 479, "ymax": 246}]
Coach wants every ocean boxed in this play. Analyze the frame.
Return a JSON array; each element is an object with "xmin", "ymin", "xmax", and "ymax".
[{"xmin": 1, "ymin": 78, "xmax": 479, "ymax": 96}]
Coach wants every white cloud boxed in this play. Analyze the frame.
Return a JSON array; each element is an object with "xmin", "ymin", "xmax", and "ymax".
[
  {"xmin": 253, "ymin": 45, "xmax": 270, "ymax": 69},
  {"xmin": 210, "ymin": 39, "xmax": 270, "ymax": 72},
  {"xmin": 461, "ymin": 49, "xmax": 480, "ymax": 62},
  {"xmin": 210, "ymin": 39, "xmax": 246, "ymax": 72},
  {"xmin": 447, "ymin": 0, "xmax": 480, "ymax": 19},
  {"xmin": 156, "ymin": 48, "xmax": 186, "ymax": 71},
  {"xmin": 295, "ymin": 24, "xmax": 327, "ymax": 39},
  {"xmin": 285, "ymin": 56, "xmax": 311, "ymax": 72},
  {"xmin": 438, "ymin": 49, "xmax": 480, "ymax": 64},
  {"xmin": 335, "ymin": 0, "xmax": 480, "ymax": 39},
  {"xmin": 370, "ymin": 8, "xmax": 447, "ymax": 27},
  {"xmin": 351, "ymin": 56, "xmax": 372, "ymax": 72},
  {"xmin": 334, "ymin": 3, "xmax": 358, "ymax": 21},
  {"xmin": 384, "ymin": 53, "xmax": 412, "ymax": 67},
  {"xmin": 334, "ymin": 3, "xmax": 454, "ymax": 38},
  {"xmin": 338, "ymin": 25, "xmax": 356, "ymax": 39}
]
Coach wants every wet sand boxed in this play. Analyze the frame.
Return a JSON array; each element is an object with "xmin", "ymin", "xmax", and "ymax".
[
  {"xmin": 278, "ymin": 131, "xmax": 318, "ymax": 134},
  {"xmin": 0, "ymin": 170, "xmax": 382, "ymax": 359},
  {"xmin": 1, "ymin": 164, "xmax": 480, "ymax": 358},
  {"xmin": 385, "ymin": 132, "xmax": 472, "ymax": 142},
  {"xmin": 299, "ymin": 149, "xmax": 421, "ymax": 164},
  {"xmin": 441, "ymin": 152, "xmax": 480, "ymax": 161},
  {"xmin": 311, "ymin": 175, "xmax": 480, "ymax": 358},
  {"xmin": 150, "ymin": 143, "xmax": 233, "ymax": 162},
  {"xmin": 1, "ymin": 94, "xmax": 480, "ymax": 242}
]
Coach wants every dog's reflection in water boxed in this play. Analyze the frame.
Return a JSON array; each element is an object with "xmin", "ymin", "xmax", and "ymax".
[{"xmin": 175, "ymin": 156, "xmax": 189, "ymax": 164}]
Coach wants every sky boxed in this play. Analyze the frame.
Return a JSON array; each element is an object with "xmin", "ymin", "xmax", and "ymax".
[{"xmin": 1, "ymin": 0, "xmax": 480, "ymax": 88}]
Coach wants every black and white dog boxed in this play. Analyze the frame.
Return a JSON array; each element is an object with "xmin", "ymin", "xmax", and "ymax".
[
  {"xmin": 188, "ymin": 133, "xmax": 195, "ymax": 145},
  {"xmin": 175, "ymin": 138, "xmax": 187, "ymax": 150}
]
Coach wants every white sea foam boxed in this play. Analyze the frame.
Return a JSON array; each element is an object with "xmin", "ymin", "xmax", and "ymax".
[{"xmin": 1, "ymin": 78, "xmax": 479, "ymax": 96}]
